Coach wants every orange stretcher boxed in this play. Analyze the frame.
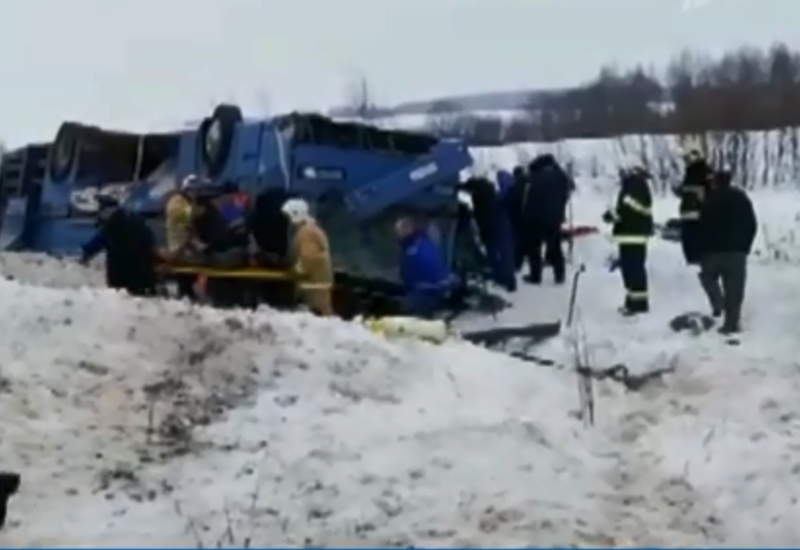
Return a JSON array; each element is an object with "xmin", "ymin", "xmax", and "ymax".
[
  {"xmin": 156, "ymin": 263, "xmax": 294, "ymax": 280},
  {"xmin": 156, "ymin": 262, "xmax": 296, "ymax": 298}
]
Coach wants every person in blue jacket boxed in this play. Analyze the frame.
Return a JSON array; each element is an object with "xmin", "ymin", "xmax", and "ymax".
[
  {"xmin": 461, "ymin": 176, "xmax": 517, "ymax": 292},
  {"xmin": 492, "ymin": 171, "xmax": 517, "ymax": 291},
  {"xmin": 496, "ymin": 169, "xmax": 514, "ymax": 197},
  {"xmin": 395, "ymin": 216, "xmax": 454, "ymax": 317}
]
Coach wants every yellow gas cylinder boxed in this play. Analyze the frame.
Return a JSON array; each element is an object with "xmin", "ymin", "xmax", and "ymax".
[{"xmin": 359, "ymin": 316, "xmax": 450, "ymax": 344}]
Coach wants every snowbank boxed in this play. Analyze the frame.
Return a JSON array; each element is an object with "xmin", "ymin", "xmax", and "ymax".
[
  {"xmin": 3, "ymin": 157, "xmax": 800, "ymax": 545},
  {"xmin": 0, "ymin": 252, "xmax": 103, "ymax": 288},
  {"xmin": 0, "ymin": 279, "xmax": 622, "ymax": 547}
]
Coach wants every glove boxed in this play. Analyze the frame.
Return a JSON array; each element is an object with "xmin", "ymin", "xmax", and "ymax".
[{"xmin": 605, "ymin": 254, "xmax": 620, "ymax": 272}]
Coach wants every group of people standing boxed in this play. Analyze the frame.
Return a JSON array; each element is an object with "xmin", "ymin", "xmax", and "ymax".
[
  {"xmin": 602, "ymin": 147, "xmax": 757, "ymax": 334},
  {"xmin": 79, "ymin": 176, "xmax": 336, "ymax": 315},
  {"xmin": 76, "ymin": 154, "xmax": 578, "ymax": 321},
  {"xmin": 460, "ymin": 154, "xmax": 575, "ymax": 292},
  {"xmin": 76, "ymin": 146, "xmax": 756, "ymax": 333}
]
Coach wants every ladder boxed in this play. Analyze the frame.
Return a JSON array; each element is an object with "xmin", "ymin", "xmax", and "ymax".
[{"xmin": 0, "ymin": 144, "xmax": 48, "ymax": 200}]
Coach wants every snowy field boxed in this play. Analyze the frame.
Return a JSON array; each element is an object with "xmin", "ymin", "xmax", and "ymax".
[{"xmin": 3, "ymin": 160, "xmax": 800, "ymax": 546}]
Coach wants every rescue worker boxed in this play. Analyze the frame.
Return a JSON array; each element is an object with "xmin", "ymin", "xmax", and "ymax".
[
  {"xmin": 460, "ymin": 176, "xmax": 516, "ymax": 292},
  {"xmin": 521, "ymin": 154, "xmax": 571, "ymax": 285},
  {"xmin": 248, "ymin": 188, "xmax": 295, "ymax": 308},
  {"xmin": 163, "ymin": 175, "xmax": 196, "ymax": 298},
  {"xmin": 676, "ymin": 148, "xmax": 714, "ymax": 265},
  {"xmin": 696, "ymin": 170, "xmax": 757, "ymax": 335},
  {"xmin": 281, "ymin": 198, "xmax": 334, "ymax": 316},
  {"xmin": 80, "ymin": 196, "xmax": 158, "ymax": 297},
  {"xmin": 395, "ymin": 216, "xmax": 454, "ymax": 318},
  {"xmin": 602, "ymin": 161, "xmax": 654, "ymax": 315},
  {"xmin": 248, "ymin": 188, "xmax": 292, "ymax": 264}
]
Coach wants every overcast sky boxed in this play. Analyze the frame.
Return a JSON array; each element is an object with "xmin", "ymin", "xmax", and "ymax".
[{"xmin": 0, "ymin": 0, "xmax": 796, "ymax": 145}]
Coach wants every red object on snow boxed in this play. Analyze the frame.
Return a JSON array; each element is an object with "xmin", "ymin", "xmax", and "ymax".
[{"xmin": 561, "ymin": 224, "xmax": 599, "ymax": 238}]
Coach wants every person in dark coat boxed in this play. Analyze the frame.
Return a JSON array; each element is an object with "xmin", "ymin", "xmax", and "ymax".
[
  {"xmin": 505, "ymin": 165, "xmax": 528, "ymax": 271},
  {"xmin": 247, "ymin": 188, "xmax": 295, "ymax": 309},
  {"xmin": 190, "ymin": 193, "xmax": 249, "ymax": 261},
  {"xmin": 696, "ymin": 170, "xmax": 757, "ymax": 335},
  {"xmin": 194, "ymin": 191, "xmax": 252, "ymax": 300},
  {"xmin": 602, "ymin": 163, "xmax": 654, "ymax": 315},
  {"xmin": 461, "ymin": 176, "xmax": 516, "ymax": 292},
  {"xmin": 248, "ymin": 188, "xmax": 292, "ymax": 265},
  {"xmin": 0, "ymin": 471, "xmax": 20, "ymax": 531},
  {"xmin": 521, "ymin": 154, "xmax": 572, "ymax": 284},
  {"xmin": 80, "ymin": 196, "xmax": 157, "ymax": 296},
  {"xmin": 676, "ymin": 149, "xmax": 713, "ymax": 265}
]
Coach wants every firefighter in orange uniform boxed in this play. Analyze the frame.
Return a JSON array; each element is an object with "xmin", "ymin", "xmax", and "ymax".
[{"xmin": 281, "ymin": 198, "xmax": 334, "ymax": 316}]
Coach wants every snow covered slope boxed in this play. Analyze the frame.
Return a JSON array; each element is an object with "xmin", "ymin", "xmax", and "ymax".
[
  {"xmin": 0, "ymin": 279, "xmax": 617, "ymax": 547},
  {"xmin": 3, "ymin": 182, "xmax": 800, "ymax": 545}
]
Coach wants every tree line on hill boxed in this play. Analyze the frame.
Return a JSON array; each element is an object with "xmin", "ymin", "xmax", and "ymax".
[{"xmin": 347, "ymin": 42, "xmax": 800, "ymax": 147}]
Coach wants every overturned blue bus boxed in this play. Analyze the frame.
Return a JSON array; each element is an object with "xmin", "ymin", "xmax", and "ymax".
[{"xmin": 0, "ymin": 104, "xmax": 487, "ymax": 286}]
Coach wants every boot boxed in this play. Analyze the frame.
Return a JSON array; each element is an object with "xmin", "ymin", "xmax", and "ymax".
[
  {"xmin": 523, "ymin": 274, "xmax": 542, "ymax": 285},
  {"xmin": 718, "ymin": 321, "xmax": 740, "ymax": 335}
]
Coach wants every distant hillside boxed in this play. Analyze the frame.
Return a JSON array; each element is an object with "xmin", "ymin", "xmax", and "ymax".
[{"xmin": 328, "ymin": 88, "xmax": 567, "ymax": 118}]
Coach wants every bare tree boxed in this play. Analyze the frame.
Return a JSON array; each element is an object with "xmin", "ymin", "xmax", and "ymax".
[{"xmin": 344, "ymin": 75, "xmax": 377, "ymax": 120}]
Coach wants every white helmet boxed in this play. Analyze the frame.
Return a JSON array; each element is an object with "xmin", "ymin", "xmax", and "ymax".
[
  {"xmin": 618, "ymin": 154, "xmax": 647, "ymax": 177},
  {"xmin": 281, "ymin": 198, "xmax": 311, "ymax": 223}
]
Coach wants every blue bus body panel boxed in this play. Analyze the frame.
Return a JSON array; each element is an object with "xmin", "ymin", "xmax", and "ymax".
[{"xmin": 0, "ymin": 110, "xmax": 479, "ymax": 283}]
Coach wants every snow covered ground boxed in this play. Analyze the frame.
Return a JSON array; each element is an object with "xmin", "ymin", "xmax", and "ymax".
[{"xmin": 2, "ymin": 182, "xmax": 800, "ymax": 546}]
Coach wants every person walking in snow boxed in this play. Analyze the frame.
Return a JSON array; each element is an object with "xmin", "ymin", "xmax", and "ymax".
[
  {"xmin": 520, "ymin": 154, "xmax": 572, "ymax": 285},
  {"xmin": 80, "ymin": 196, "xmax": 158, "ymax": 297},
  {"xmin": 282, "ymin": 198, "xmax": 334, "ymax": 316},
  {"xmin": 696, "ymin": 170, "xmax": 757, "ymax": 335},
  {"xmin": 602, "ymin": 161, "xmax": 654, "ymax": 315},
  {"xmin": 676, "ymin": 148, "xmax": 714, "ymax": 265},
  {"xmin": 395, "ymin": 216, "xmax": 454, "ymax": 318}
]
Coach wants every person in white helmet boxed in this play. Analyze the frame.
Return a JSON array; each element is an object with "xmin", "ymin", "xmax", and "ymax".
[
  {"xmin": 602, "ymin": 158, "xmax": 654, "ymax": 315},
  {"xmin": 676, "ymin": 147, "xmax": 713, "ymax": 265},
  {"xmin": 281, "ymin": 198, "xmax": 334, "ymax": 316}
]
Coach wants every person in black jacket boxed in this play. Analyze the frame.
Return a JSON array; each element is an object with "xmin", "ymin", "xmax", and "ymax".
[
  {"xmin": 80, "ymin": 196, "xmax": 157, "ymax": 296},
  {"xmin": 697, "ymin": 170, "xmax": 757, "ymax": 335},
  {"xmin": 603, "ymin": 163, "xmax": 654, "ymax": 315},
  {"xmin": 520, "ymin": 154, "xmax": 572, "ymax": 284},
  {"xmin": 460, "ymin": 176, "xmax": 516, "ymax": 292},
  {"xmin": 247, "ymin": 187, "xmax": 296, "ymax": 309},
  {"xmin": 676, "ymin": 149, "xmax": 714, "ymax": 265},
  {"xmin": 505, "ymin": 165, "xmax": 528, "ymax": 271},
  {"xmin": 0, "ymin": 471, "xmax": 20, "ymax": 530}
]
